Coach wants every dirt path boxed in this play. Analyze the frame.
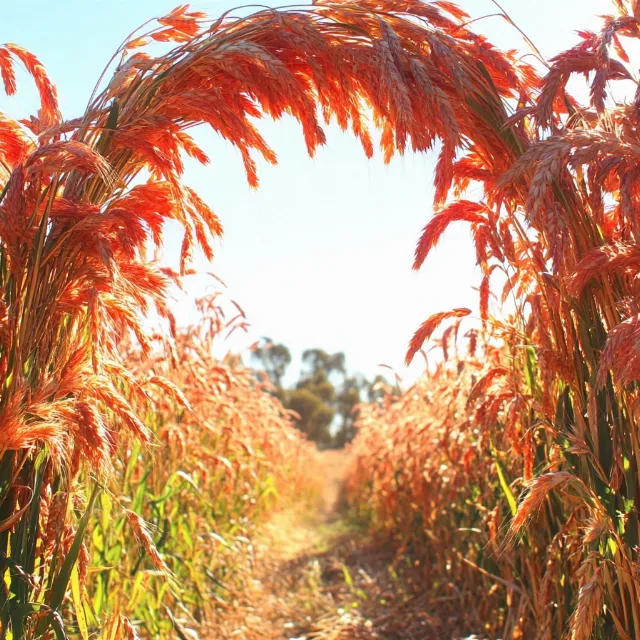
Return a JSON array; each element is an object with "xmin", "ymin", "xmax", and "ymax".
[{"xmin": 211, "ymin": 451, "xmax": 454, "ymax": 640}]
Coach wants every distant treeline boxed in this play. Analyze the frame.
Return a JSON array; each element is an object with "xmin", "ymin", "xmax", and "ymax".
[{"xmin": 251, "ymin": 340, "xmax": 389, "ymax": 447}]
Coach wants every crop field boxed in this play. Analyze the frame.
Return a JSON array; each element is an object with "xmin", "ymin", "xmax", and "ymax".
[{"xmin": 0, "ymin": 0, "xmax": 638, "ymax": 638}]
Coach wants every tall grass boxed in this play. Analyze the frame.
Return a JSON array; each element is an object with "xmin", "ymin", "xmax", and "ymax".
[
  {"xmin": 346, "ymin": 1, "xmax": 640, "ymax": 638},
  {"xmin": 83, "ymin": 292, "xmax": 320, "ymax": 638},
  {"xmin": 0, "ymin": 2, "xmax": 470, "ymax": 637},
  {"xmin": 4, "ymin": 0, "xmax": 639, "ymax": 636}
]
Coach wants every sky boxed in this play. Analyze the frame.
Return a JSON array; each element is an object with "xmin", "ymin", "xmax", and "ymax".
[{"xmin": 1, "ymin": 0, "xmax": 611, "ymax": 385}]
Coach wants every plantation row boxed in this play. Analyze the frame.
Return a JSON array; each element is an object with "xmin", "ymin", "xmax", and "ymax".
[
  {"xmin": 84, "ymin": 297, "xmax": 320, "ymax": 638},
  {"xmin": 345, "ymin": 0, "xmax": 640, "ymax": 638},
  {"xmin": 1, "ymin": 0, "xmax": 640, "ymax": 638}
]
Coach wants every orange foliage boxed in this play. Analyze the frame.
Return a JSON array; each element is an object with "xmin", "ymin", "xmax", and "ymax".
[{"xmin": 348, "ymin": 1, "xmax": 640, "ymax": 638}]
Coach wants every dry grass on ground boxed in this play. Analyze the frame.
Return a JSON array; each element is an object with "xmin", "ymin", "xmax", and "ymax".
[{"xmin": 210, "ymin": 452, "xmax": 480, "ymax": 640}]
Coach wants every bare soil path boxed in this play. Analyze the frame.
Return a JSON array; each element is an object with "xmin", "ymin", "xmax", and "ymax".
[{"xmin": 211, "ymin": 451, "xmax": 453, "ymax": 640}]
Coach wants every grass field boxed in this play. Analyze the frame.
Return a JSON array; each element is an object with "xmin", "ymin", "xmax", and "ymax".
[{"xmin": 1, "ymin": 1, "xmax": 640, "ymax": 638}]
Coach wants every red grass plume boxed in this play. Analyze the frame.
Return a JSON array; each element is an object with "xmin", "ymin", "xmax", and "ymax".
[
  {"xmin": 413, "ymin": 201, "xmax": 490, "ymax": 270},
  {"xmin": 405, "ymin": 308, "xmax": 471, "ymax": 365}
]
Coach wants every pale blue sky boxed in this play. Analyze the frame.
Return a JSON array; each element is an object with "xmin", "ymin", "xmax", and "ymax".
[{"xmin": 2, "ymin": 0, "xmax": 610, "ymax": 384}]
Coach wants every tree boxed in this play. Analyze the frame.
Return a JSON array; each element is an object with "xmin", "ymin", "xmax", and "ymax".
[
  {"xmin": 286, "ymin": 388, "xmax": 335, "ymax": 445},
  {"xmin": 251, "ymin": 338, "xmax": 292, "ymax": 388},
  {"xmin": 288, "ymin": 349, "xmax": 343, "ymax": 446},
  {"xmin": 333, "ymin": 375, "xmax": 365, "ymax": 446},
  {"xmin": 301, "ymin": 349, "xmax": 345, "ymax": 379},
  {"xmin": 251, "ymin": 343, "xmax": 373, "ymax": 447}
]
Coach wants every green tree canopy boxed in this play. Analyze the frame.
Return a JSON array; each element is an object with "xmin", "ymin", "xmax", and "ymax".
[
  {"xmin": 286, "ymin": 387, "xmax": 335, "ymax": 445},
  {"xmin": 251, "ymin": 341, "xmax": 388, "ymax": 447},
  {"xmin": 251, "ymin": 338, "xmax": 292, "ymax": 387},
  {"xmin": 301, "ymin": 349, "xmax": 345, "ymax": 379}
]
